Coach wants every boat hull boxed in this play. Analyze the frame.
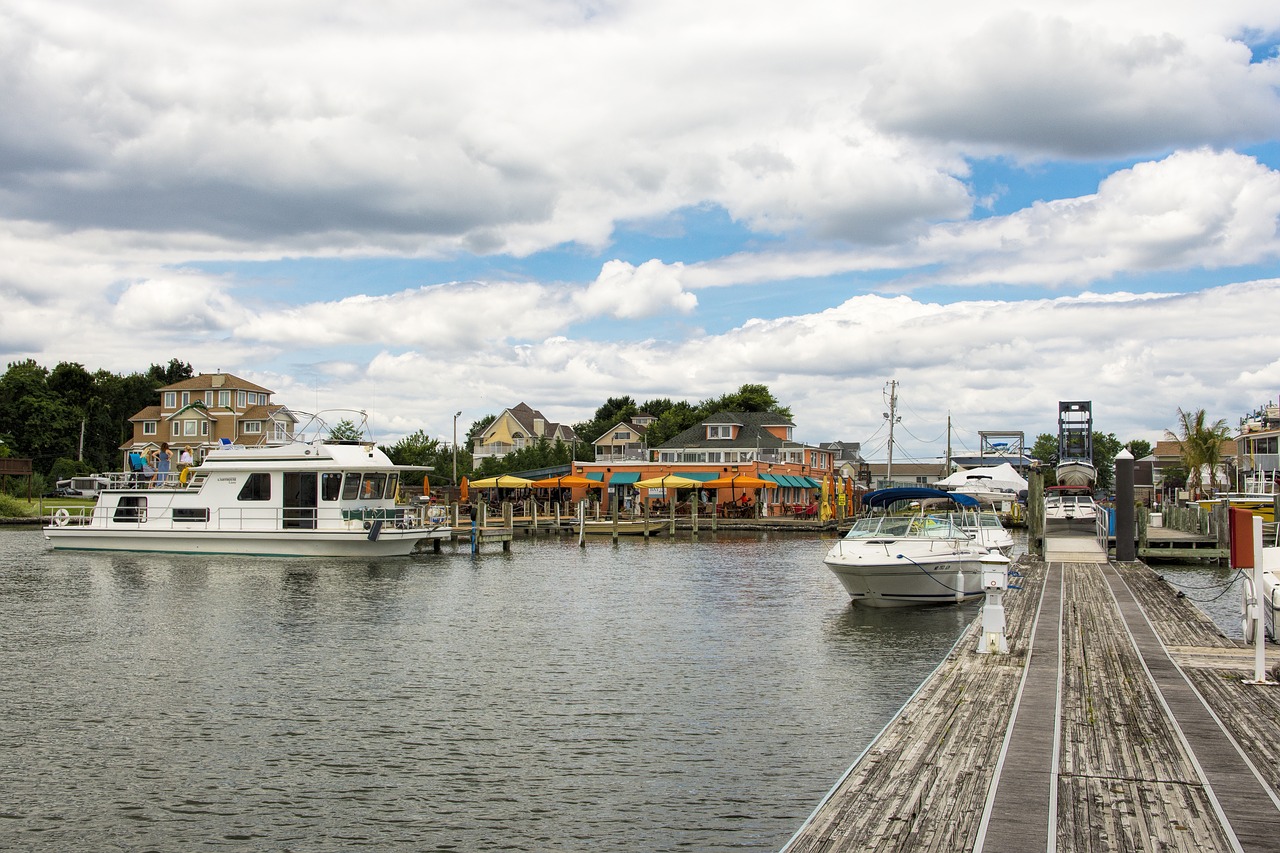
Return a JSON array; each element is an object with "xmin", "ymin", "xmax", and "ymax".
[
  {"xmin": 1055, "ymin": 461, "xmax": 1096, "ymax": 488},
  {"xmin": 823, "ymin": 544, "xmax": 985, "ymax": 608},
  {"xmin": 44, "ymin": 526, "xmax": 450, "ymax": 557},
  {"xmin": 581, "ymin": 520, "xmax": 670, "ymax": 535}
]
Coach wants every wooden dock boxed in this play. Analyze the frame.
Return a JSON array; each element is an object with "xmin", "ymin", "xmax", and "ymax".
[{"xmin": 782, "ymin": 546, "xmax": 1280, "ymax": 852}]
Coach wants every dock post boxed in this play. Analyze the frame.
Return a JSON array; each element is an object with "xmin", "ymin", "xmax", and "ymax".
[
  {"xmin": 1243, "ymin": 513, "xmax": 1278, "ymax": 685},
  {"xmin": 611, "ymin": 492, "xmax": 619, "ymax": 544},
  {"xmin": 1028, "ymin": 467, "xmax": 1045, "ymax": 558},
  {"xmin": 669, "ymin": 499, "xmax": 676, "ymax": 537},
  {"xmin": 976, "ymin": 551, "xmax": 1010, "ymax": 654},
  {"xmin": 1115, "ymin": 449, "xmax": 1135, "ymax": 561}
]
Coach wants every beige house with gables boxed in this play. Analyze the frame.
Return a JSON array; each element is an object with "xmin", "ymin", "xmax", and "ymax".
[
  {"xmin": 122, "ymin": 372, "xmax": 296, "ymax": 464},
  {"xmin": 472, "ymin": 402, "xmax": 578, "ymax": 462}
]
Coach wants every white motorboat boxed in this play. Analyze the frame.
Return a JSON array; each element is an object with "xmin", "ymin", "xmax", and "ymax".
[
  {"xmin": 939, "ymin": 508, "xmax": 1015, "ymax": 555},
  {"xmin": 1055, "ymin": 459, "xmax": 1096, "ymax": 489},
  {"xmin": 1044, "ymin": 490, "xmax": 1099, "ymax": 534},
  {"xmin": 824, "ymin": 488, "xmax": 992, "ymax": 608},
  {"xmin": 43, "ymin": 440, "xmax": 452, "ymax": 557}
]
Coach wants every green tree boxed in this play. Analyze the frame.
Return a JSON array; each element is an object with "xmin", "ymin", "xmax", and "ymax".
[
  {"xmin": 147, "ymin": 359, "xmax": 194, "ymax": 385},
  {"xmin": 1092, "ymin": 431, "xmax": 1123, "ymax": 492},
  {"xmin": 573, "ymin": 396, "xmax": 638, "ymax": 445},
  {"xmin": 1029, "ymin": 433, "xmax": 1058, "ymax": 466},
  {"xmin": 1165, "ymin": 407, "xmax": 1233, "ymax": 499},
  {"xmin": 328, "ymin": 419, "xmax": 364, "ymax": 441},
  {"xmin": 1125, "ymin": 439, "xmax": 1153, "ymax": 460}
]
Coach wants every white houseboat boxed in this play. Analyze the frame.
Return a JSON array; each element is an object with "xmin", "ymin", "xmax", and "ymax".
[{"xmin": 44, "ymin": 439, "xmax": 451, "ymax": 557}]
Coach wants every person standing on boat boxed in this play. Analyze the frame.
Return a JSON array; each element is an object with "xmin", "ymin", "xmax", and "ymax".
[
  {"xmin": 156, "ymin": 442, "xmax": 172, "ymax": 486},
  {"xmin": 179, "ymin": 446, "xmax": 193, "ymax": 470}
]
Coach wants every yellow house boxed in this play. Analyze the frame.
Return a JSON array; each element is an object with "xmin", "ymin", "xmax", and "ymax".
[{"xmin": 472, "ymin": 402, "xmax": 578, "ymax": 462}]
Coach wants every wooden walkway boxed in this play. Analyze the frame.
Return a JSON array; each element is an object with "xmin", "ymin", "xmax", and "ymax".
[{"xmin": 782, "ymin": 550, "xmax": 1280, "ymax": 852}]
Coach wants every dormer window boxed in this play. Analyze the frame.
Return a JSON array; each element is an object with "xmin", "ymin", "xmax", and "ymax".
[{"xmin": 707, "ymin": 425, "xmax": 733, "ymax": 439}]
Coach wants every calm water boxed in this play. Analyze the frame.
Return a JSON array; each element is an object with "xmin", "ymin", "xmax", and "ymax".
[{"xmin": 0, "ymin": 528, "xmax": 980, "ymax": 852}]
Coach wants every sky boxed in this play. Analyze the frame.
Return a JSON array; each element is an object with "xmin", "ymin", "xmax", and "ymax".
[{"xmin": 3, "ymin": 1, "xmax": 1280, "ymax": 465}]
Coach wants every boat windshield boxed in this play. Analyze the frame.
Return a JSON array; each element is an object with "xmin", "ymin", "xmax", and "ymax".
[{"xmin": 843, "ymin": 515, "xmax": 969, "ymax": 540}]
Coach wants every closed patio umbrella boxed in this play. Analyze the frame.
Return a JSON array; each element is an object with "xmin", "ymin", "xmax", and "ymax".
[{"xmin": 459, "ymin": 476, "xmax": 469, "ymax": 501}]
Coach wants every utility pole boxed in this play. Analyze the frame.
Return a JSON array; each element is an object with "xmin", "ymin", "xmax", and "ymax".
[
  {"xmin": 883, "ymin": 380, "xmax": 900, "ymax": 485},
  {"xmin": 452, "ymin": 411, "xmax": 462, "ymax": 484},
  {"xmin": 946, "ymin": 413, "xmax": 952, "ymax": 473}
]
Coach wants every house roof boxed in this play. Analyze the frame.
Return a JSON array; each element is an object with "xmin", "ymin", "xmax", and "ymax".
[
  {"xmin": 657, "ymin": 410, "xmax": 796, "ymax": 450},
  {"xmin": 591, "ymin": 420, "xmax": 648, "ymax": 445},
  {"xmin": 1152, "ymin": 438, "xmax": 1238, "ymax": 460},
  {"xmin": 490, "ymin": 402, "xmax": 578, "ymax": 442},
  {"xmin": 162, "ymin": 372, "xmax": 274, "ymax": 395}
]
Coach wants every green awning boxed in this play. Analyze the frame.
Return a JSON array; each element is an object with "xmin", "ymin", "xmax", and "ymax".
[
  {"xmin": 609, "ymin": 472, "xmax": 640, "ymax": 484},
  {"xmin": 585, "ymin": 471, "xmax": 604, "ymax": 481},
  {"xmin": 759, "ymin": 473, "xmax": 782, "ymax": 484},
  {"xmin": 677, "ymin": 472, "xmax": 719, "ymax": 482},
  {"xmin": 806, "ymin": 477, "xmax": 824, "ymax": 488}
]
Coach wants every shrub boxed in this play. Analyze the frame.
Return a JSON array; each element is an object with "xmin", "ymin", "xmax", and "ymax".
[{"xmin": 0, "ymin": 494, "xmax": 33, "ymax": 518}]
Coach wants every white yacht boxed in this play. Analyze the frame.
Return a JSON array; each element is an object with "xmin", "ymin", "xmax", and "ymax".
[
  {"xmin": 43, "ymin": 440, "xmax": 451, "ymax": 557},
  {"xmin": 824, "ymin": 488, "xmax": 994, "ymax": 608}
]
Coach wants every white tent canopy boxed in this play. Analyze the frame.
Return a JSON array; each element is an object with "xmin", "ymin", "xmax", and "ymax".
[{"xmin": 935, "ymin": 462, "xmax": 1028, "ymax": 492}]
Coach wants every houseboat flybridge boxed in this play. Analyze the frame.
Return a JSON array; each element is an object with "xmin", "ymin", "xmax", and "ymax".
[{"xmin": 43, "ymin": 438, "xmax": 451, "ymax": 557}]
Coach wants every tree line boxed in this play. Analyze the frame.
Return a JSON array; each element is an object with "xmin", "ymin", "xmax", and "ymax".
[{"xmin": 0, "ymin": 358, "xmax": 194, "ymax": 488}]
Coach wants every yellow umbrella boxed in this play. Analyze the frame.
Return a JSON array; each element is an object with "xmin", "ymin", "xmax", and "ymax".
[
  {"xmin": 820, "ymin": 475, "xmax": 832, "ymax": 521},
  {"xmin": 529, "ymin": 474, "xmax": 604, "ymax": 488},
  {"xmin": 701, "ymin": 474, "xmax": 769, "ymax": 489},
  {"xmin": 634, "ymin": 474, "xmax": 703, "ymax": 489},
  {"xmin": 468, "ymin": 474, "xmax": 535, "ymax": 488}
]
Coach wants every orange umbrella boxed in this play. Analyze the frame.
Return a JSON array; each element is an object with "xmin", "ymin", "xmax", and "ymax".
[
  {"xmin": 459, "ymin": 476, "xmax": 469, "ymax": 501},
  {"xmin": 422, "ymin": 473, "xmax": 430, "ymax": 492}
]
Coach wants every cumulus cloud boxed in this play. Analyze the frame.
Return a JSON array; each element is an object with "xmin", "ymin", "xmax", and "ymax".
[
  {"xmin": 862, "ymin": 12, "xmax": 1280, "ymax": 158},
  {"xmin": 575, "ymin": 260, "xmax": 697, "ymax": 319}
]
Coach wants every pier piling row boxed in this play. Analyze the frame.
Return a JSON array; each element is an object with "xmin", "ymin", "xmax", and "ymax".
[{"xmin": 782, "ymin": 552, "xmax": 1280, "ymax": 853}]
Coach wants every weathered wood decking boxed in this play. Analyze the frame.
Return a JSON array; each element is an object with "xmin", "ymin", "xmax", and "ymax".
[{"xmin": 782, "ymin": 552, "xmax": 1280, "ymax": 852}]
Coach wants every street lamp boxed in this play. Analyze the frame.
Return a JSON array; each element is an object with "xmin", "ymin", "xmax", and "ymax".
[{"xmin": 452, "ymin": 411, "xmax": 462, "ymax": 484}]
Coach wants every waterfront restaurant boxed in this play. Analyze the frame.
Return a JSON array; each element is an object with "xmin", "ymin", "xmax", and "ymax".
[{"xmin": 571, "ymin": 410, "xmax": 838, "ymax": 517}]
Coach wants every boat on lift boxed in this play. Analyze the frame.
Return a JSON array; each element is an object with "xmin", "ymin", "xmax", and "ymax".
[
  {"xmin": 43, "ymin": 438, "xmax": 451, "ymax": 557},
  {"xmin": 1056, "ymin": 400, "xmax": 1096, "ymax": 489}
]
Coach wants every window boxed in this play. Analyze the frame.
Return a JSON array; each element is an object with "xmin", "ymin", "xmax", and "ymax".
[
  {"xmin": 218, "ymin": 390, "xmax": 231, "ymax": 408},
  {"xmin": 171, "ymin": 422, "xmax": 180, "ymax": 436},
  {"xmin": 614, "ymin": 430, "xmax": 631, "ymax": 440},
  {"xmin": 205, "ymin": 391, "xmax": 213, "ymax": 406},
  {"xmin": 201, "ymin": 421, "xmax": 209, "ymax": 436},
  {"xmin": 237, "ymin": 391, "xmax": 247, "ymax": 408},
  {"xmin": 321, "ymin": 473, "xmax": 342, "ymax": 501},
  {"xmin": 237, "ymin": 473, "xmax": 271, "ymax": 501},
  {"xmin": 181, "ymin": 392, "xmax": 189, "ymax": 406},
  {"xmin": 163, "ymin": 392, "xmax": 176, "ymax": 409},
  {"xmin": 341, "ymin": 473, "xmax": 362, "ymax": 501},
  {"xmin": 707, "ymin": 425, "xmax": 731, "ymax": 439},
  {"xmin": 113, "ymin": 496, "xmax": 146, "ymax": 523},
  {"xmin": 360, "ymin": 473, "xmax": 388, "ymax": 500},
  {"xmin": 243, "ymin": 421, "xmax": 262, "ymax": 434},
  {"xmin": 183, "ymin": 420, "xmax": 198, "ymax": 436},
  {"xmin": 173, "ymin": 508, "xmax": 209, "ymax": 522},
  {"xmin": 143, "ymin": 421, "xmax": 157, "ymax": 435}
]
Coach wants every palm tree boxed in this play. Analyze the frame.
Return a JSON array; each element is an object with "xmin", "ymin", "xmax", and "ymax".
[{"xmin": 1166, "ymin": 408, "xmax": 1233, "ymax": 499}]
